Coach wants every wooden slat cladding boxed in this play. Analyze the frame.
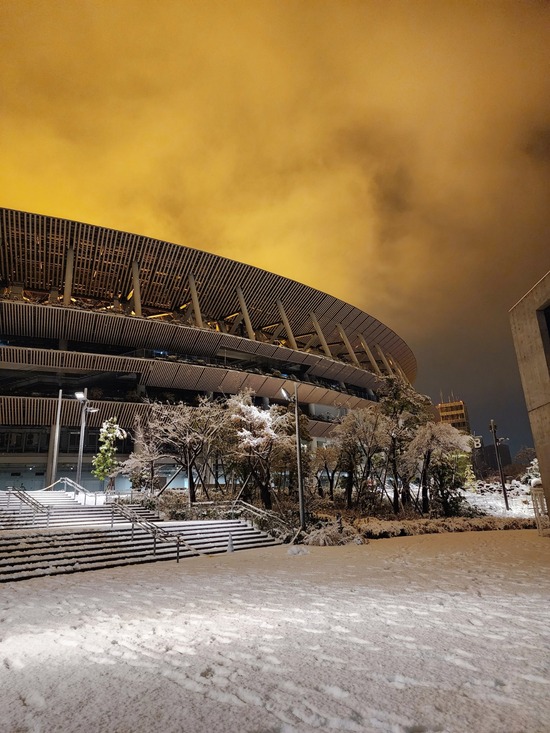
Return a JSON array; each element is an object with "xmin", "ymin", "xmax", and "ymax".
[
  {"xmin": 0, "ymin": 208, "xmax": 417, "ymax": 381},
  {"xmin": 0, "ymin": 396, "xmax": 151, "ymax": 428}
]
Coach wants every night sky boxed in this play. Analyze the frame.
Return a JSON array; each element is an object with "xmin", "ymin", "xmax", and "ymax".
[{"xmin": 1, "ymin": 1, "xmax": 549, "ymax": 455}]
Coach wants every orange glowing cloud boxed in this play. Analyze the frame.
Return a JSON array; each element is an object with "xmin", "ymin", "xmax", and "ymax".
[{"xmin": 1, "ymin": 0, "xmax": 549, "ymax": 446}]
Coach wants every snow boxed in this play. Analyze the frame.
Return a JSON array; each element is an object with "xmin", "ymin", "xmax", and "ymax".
[
  {"xmin": 461, "ymin": 482, "xmax": 536, "ymax": 519},
  {"xmin": 1, "ymin": 529, "xmax": 549, "ymax": 732}
]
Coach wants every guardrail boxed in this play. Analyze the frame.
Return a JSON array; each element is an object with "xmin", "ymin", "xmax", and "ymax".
[
  {"xmin": 192, "ymin": 499, "xmax": 293, "ymax": 534},
  {"xmin": 109, "ymin": 502, "xmax": 203, "ymax": 562},
  {"xmin": 44, "ymin": 477, "xmax": 100, "ymax": 505},
  {"xmin": 531, "ymin": 487, "xmax": 550, "ymax": 537},
  {"xmin": 4, "ymin": 488, "xmax": 54, "ymax": 526}
]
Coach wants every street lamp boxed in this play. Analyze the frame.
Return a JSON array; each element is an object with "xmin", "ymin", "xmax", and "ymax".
[
  {"xmin": 489, "ymin": 419, "xmax": 510, "ymax": 511},
  {"xmin": 75, "ymin": 390, "xmax": 99, "ymax": 487},
  {"xmin": 281, "ymin": 384, "xmax": 306, "ymax": 531}
]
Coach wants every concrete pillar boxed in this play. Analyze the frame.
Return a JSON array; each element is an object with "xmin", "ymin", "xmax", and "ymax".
[{"xmin": 45, "ymin": 389, "xmax": 63, "ymax": 486}]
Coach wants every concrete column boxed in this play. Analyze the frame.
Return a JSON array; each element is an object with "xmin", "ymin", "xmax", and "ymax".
[
  {"xmin": 132, "ymin": 261, "xmax": 142, "ymax": 317},
  {"xmin": 276, "ymin": 300, "xmax": 298, "ymax": 350},
  {"xmin": 236, "ymin": 286, "xmax": 255, "ymax": 341},
  {"xmin": 310, "ymin": 312, "xmax": 332, "ymax": 358},
  {"xmin": 63, "ymin": 247, "xmax": 74, "ymax": 306},
  {"xmin": 45, "ymin": 389, "xmax": 63, "ymax": 486},
  {"xmin": 188, "ymin": 273, "xmax": 203, "ymax": 328}
]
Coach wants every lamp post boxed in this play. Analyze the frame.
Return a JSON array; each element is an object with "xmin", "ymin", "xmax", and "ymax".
[
  {"xmin": 75, "ymin": 390, "xmax": 99, "ymax": 487},
  {"xmin": 489, "ymin": 419, "xmax": 510, "ymax": 511},
  {"xmin": 281, "ymin": 385, "xmax": 306, "ymax": 531}
]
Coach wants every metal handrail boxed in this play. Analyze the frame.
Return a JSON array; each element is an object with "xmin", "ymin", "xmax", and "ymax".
[
  {"xmin": 44, "ymin": 477, "xmax": 99, "ymax": 505},
  {"xmin": 233, "ymin": 500, "xmax": 293, "ymax": 532},
  {"xmin": 8, "ymin": 488, "xmax": 49, "ymax": 513},
  {"xmin": 109, "ymin": 502, "xmax": 203, "ymax": 560},
  {"xmin": 193, "ymin": 499, "xmax": 293, "ymax": 533},
  {"xmin": 4, "ymin": 488, "xmax": 54, "ymax": 527}
]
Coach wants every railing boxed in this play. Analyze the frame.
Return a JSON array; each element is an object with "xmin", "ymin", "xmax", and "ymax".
[
  {"xmin": 44, "ymin": 477, "xmax": 100, "ymax": 505},
  {"xmin": 4, "ymin": 488, "xmax": 54, "ymax": 526},
  {"xmin": 232, "ymin": 500, "xmax": 293, "ymax": 533},
  {"xmin": 192, "ymin": 499, "xmax": 293, "ymax": 534},
  {"xmin": 531, "ymin": 487, "xmax": 550, "ymax": 537},
  {"xmin": 109, "ymin": 502, "xmax": 203, "ymax": 562}
]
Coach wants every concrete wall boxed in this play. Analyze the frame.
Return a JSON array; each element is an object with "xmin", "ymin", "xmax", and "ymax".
[{"xmin": 510, "ymin": 271, "xmax": 550, "ymax": 508}]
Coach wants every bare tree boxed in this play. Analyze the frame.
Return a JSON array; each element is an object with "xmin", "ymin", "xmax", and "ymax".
[
  {"xmin": 119, "ymin": 399, "xmax": 230, "ymax": 500},
  {"xmin": 312, "ymin": 444, "xmax": 342, "ymax": 500}
]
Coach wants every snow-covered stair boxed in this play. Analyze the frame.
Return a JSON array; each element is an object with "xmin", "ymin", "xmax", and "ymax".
[
  {"xmin": 0, "ymin": 519, "xmax": 281, "ymax": 582},
  {"xmin": 0, "ymin": 490, "xmax": 160, "ymax": 530}
]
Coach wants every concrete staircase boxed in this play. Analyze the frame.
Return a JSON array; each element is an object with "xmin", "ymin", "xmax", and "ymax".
[
  {"xmin": 0, "ymin": 490, "xmax": 159, "ymax": 530},
  {"xmin": 0, "ymin": 519, "xmax": 281, "ymax": 582}
]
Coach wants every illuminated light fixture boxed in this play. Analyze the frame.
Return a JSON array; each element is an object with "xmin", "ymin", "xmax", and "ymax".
[
  {"xmin": 75, "ymin": 391, "xmax": 86, "ymax": 402},
  {"xmin": 147, "ymin": 312, "xmax": 171, "ymax": 319},
  {"xmin": 127, "ymin": 289, "xmax": 134, "ymax": 301}
]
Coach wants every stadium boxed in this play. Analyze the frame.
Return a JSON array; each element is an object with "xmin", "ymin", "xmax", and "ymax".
[{"xmin": 0, "ymin": 207, "xmax": 417, "ymax": 490}]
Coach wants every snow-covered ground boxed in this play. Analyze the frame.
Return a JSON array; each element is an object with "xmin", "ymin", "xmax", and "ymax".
[
  {"xmin": 1, "ymin": 529, "xmax": 549, "ymax": 733},
  {"xmin": 461, "ymin": 482, "xmax": 535, "ymax": 518}
]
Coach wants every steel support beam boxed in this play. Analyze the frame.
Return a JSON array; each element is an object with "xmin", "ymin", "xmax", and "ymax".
[
  {"xmin": 63, "ymin": 247, "xmax": 74, "ymax": 306},
  {"xmin": 229, "ymin": 312, "xmax": 244, "ymax": 336},
  {"xmin": 188, "ymin": 273, "xmax": 203, "ymax": 329},
  {"xmin": 310, "ymin": 312, "xmax": 332, "ymax": 358},
  {"xmin": 375, "ymin": 345, "xmax": 394, "ymax": 376},
  {"xmin": 131, "ymin": 261, "xmax": 142, "ymax": 317},
  {"xmin": 336, "ymin": 323, "xmax": 361, "ymax": 368},
  {"xmin": 358, "ymin": 334, "xmax": 382, "ymax": 376},
  {"xmin": 276, "ymin": 300, "xmax": 298, "ymax": 350},
  {"xmin": 236, "ymin": 286, "xmax": 255, "ymax": 341}
]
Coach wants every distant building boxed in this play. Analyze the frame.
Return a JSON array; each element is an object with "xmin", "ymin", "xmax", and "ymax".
[
  {"xmin": 436, "ymin": 399, "xmax": 471, "ymax": 434},
  {"xmin": 510, "ymin": 270, "xmax": 550, "ymax": 508},
  {"xmin": 483, "ymin": 443, "xmax": 512, "ymax": 473}
]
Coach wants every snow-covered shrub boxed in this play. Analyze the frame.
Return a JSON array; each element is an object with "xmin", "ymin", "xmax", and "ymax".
[{"xmin": 303, "ymin": 521, "xmax": 360, "ymax": 546}]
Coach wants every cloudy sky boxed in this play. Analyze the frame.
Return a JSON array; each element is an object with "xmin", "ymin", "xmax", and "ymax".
[{"xmin": 1, "ymin": 0, "xmax": 549, "ymax": 454}]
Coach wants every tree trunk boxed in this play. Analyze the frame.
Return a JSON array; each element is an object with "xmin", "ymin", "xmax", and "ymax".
[
  {"xmin": 259, "ymin": 482, "xmax": 272, "ymax": 509},
  {"xmin": 421, "ymin": 449, "xmax": 432, "ymax": 514},
  {"xmin": 401, "ymin": 479, "xmax": 411, "ymax": 506},
  {"xmin": 328, "ymin": 471, "xmax": 335, "ymax": 501},
  {"xmin": 345, "ymin": 468, "xmax": 354, "ymax": 509}
]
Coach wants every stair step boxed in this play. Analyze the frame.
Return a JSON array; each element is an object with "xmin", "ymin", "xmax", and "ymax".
[{"xmin": 0, "ymin": 518, "xmax": 281, "ymax": 582}]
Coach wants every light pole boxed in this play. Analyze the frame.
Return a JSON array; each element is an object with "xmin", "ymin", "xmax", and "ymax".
[
  {"xmin": 281, "ymin": 385, "xmax": 306, "ymax": 531},
  {"xmin": 489, "ymin": 419, "xmax": 510, "ymax": 511},
  {"xmin": 75, "ymin": 390, "xmax": 99, "ymax": 487}
]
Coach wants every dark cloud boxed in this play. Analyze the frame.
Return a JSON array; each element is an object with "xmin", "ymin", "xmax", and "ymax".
[{"xmin": 1, "ymin": 0, "xmax": 549, "ymax": 453}]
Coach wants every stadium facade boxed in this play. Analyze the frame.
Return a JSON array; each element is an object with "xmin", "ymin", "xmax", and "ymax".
[{"xmin": 0, "ymin": 208, "xmax": 417, "ymax": 490}]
